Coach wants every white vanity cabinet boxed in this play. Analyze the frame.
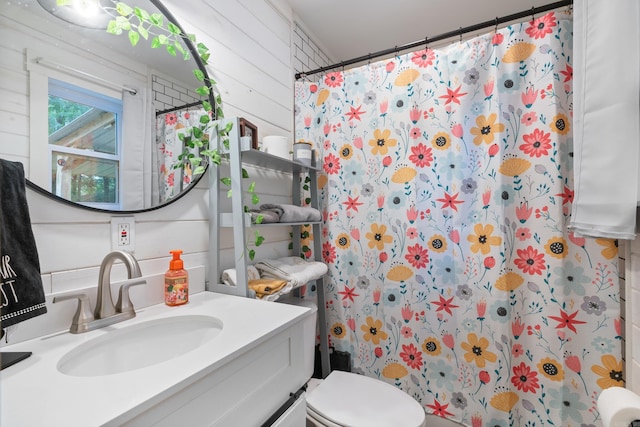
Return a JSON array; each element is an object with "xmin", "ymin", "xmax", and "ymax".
[
  {"xmin": 0, "ymin": 293, "xmax": 310, "ymax": 427},
  {"xmin": 119, "ymin": 314, "xmax": 307, "ymax": 426}
]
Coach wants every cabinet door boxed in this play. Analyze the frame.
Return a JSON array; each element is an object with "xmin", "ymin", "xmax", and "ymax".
[{"xmin": 120, "ymin": 322, "xmax": 307, "ymax": 426}]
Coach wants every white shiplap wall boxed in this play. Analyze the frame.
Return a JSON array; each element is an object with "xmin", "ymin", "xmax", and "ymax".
[{"xmin": 0, "ymin": 0, "xmax": 297, "ymax": 345}]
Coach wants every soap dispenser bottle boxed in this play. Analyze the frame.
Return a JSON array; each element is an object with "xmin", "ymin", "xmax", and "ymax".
[{"xmin": 165, "ymin": 250, "xmax": 188, "ymax": 306}]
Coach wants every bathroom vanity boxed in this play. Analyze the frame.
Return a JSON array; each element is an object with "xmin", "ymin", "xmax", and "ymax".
[{"xmin": 0, "ymin": 292, "xmax": 311, "ymax": 426}]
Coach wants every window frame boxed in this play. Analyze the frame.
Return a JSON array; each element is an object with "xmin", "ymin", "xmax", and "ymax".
[{"xmin": 47, "ymin": 78, "xmax": 124, "ymax": 210}]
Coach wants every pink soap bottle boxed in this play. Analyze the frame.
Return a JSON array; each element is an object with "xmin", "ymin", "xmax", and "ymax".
[{"xmin": 165, "ymin": 250, "xmax": 188, "ymax": 306}]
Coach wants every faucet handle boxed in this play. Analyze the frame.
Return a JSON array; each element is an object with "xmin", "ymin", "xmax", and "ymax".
[
  {"xmin": 53, "ymin": 293, "xmax": 95, "ymax": 334},
  {"xmin": 115, "ymin": 278, "xmax": 147, "ymax": 316}
]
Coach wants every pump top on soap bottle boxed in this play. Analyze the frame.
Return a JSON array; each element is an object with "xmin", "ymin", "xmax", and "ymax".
[{"xmin": 165, "ymin": 250, "xmax": 188, "ymax": 306}]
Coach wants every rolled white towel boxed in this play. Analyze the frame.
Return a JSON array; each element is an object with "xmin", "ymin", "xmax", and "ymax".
[{"xmin": 221, "ymin": 265, "xmax": 260, "ymax": 286}]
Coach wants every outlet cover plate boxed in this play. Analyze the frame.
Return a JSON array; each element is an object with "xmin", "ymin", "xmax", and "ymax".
[{"xmin": 111, "ymin": 216, "xmax": 135, "ymax": 253}]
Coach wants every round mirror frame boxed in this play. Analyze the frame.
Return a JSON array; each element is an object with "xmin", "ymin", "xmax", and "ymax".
[{"xmin": 25, "ymin": 0, "xmax": 215, "ymax": 214}]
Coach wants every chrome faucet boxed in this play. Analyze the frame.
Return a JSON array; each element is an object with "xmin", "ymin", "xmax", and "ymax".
[{"xmin": 53, "ymin": 251, "xmax": 146, "ymax": 334}]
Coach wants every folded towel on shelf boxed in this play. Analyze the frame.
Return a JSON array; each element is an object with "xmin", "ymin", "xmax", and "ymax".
[
  {"xmin": 248, "ymin": 278, "xmax": 289, "ymax": 299},
  {"xmin": 255, "ymin": 256, "xmax": 327, "ymax": 288},
  {"xmin": 249, "ymin": 209, "xmax": 281, "ymax": 224},
  {"xmin": 221, "ymin": 265, "xmax": 260, "ymax": 286},
  {"xmin": 262, "ymin": 290, "xmax": 292, "ymax": 302},
  {"xmin": 258, "ymin": 204, "xmax": 284, "ymax": 220},
  {"xmin": 259, "ymin": 203, "xmax": 321, "ymax": 223},
  {"xmin": 0, "ymin": 159, "xmax": 47, "ymax": 328}
]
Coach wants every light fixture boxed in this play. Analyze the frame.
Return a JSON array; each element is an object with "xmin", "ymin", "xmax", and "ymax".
[{"xmin": 37, "ymin": 0, "xmax": 113, "ymax": 30}]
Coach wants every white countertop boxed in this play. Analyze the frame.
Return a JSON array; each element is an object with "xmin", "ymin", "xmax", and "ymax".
[{"xmin": 0, "ymin": 292, "xmax": 311, "ymax": 426}]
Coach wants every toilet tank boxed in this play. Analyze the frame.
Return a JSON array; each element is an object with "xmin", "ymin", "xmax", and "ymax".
[{"xmin": 278, "ymin": 295, "xmax": 317, "ymax": 380}]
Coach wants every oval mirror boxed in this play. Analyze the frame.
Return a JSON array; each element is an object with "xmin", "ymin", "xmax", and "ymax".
[{"xmin": 1, "ymin": 0, "xmax": 213, "ymax": 213}]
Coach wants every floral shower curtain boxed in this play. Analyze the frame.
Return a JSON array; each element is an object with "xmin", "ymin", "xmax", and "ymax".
[
  {"xmin": 155, "ymin": 108, "xmax": 205, "ymax": 203},
  {"xmin": 294, "ymin": 11, "xmax": 623, "ymax": 427}
]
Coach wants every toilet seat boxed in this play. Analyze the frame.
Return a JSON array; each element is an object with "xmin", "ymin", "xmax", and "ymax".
[{"xmin": 306, "ymin": 370, "xmax": 426, "ymax": 427}]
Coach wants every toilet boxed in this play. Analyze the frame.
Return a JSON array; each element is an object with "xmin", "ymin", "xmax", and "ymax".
[{"xmin": 280, "ymin": 295, "xmax": 426, "ymax": 427}]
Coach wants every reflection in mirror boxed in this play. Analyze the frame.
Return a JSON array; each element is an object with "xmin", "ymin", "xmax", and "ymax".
[
  {"xmin": 49, "ymin": 78, "xmax": 122, "ymax": 208},
  {"xmin": 0, "ymin": 0, "xmax": 212, "ymax": 212},
  {"xmin": 36, "ymin": 0, "xmax": 114, "ymax": 30}
]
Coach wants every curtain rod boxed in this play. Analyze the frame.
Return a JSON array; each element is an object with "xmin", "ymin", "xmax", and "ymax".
[
  {"xmin": 34, "ymin": 57, "xmax": 138, "ymax": 95},
  {"xmin": 156, "ymin": 100, "xmax": 205, "ymax": 116},
  {"xmin": 295, "ymin": 0, "xmax": 572, "ymax": 80}
]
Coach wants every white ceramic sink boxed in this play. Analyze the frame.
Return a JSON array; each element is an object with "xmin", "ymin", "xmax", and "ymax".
[{"xmin": 57, "ymin": 315, "xmax": 223, "ymax": 377}]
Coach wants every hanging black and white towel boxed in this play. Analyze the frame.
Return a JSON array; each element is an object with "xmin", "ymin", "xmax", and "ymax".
[{"xmin": 0, "ymin": 159, "xmax": 47, "ymax": 328}]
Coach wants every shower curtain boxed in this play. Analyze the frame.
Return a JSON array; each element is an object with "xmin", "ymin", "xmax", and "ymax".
[
  {"xmin": 294, "ymin": 11, "xmax": 623, "ymax": 427},
  {"xmin": 155, "ymin": 107, "xmax": 206, "ymax": 203}
]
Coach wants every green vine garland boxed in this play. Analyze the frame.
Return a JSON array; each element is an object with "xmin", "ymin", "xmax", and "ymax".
[{"xmin": 82, "ymin": 0, "xmax": 265, "ymax": 259}]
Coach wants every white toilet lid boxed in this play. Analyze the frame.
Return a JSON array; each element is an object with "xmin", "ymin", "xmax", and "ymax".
[{"xmin": 307, "ymin": 371, "xmax": 425, "ymax": 427}]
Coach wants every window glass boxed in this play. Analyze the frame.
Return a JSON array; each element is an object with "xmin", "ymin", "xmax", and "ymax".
[
  {"xmin": 51, "ymin": 152, "xmax": 118, "ymax": 203},
  {"xmin": 48, "ymin": 79, "xmax": 122, "ymax": 208}
]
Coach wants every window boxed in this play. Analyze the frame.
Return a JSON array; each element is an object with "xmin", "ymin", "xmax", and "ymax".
[{"xmin": 48, "ymin": 79, "xmax": 123, "ymax": 209}]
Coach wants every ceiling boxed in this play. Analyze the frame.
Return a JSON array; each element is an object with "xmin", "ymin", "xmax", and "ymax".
[{"xmin": 286, "ymin": 0, "xmax": 566, "ymax": 66}]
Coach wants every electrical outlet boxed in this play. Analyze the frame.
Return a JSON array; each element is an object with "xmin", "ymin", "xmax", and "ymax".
[
  {"xmin": 111, "ymin": 216, "xmax": 135, "ymax": 252},
  {"xmin": 118, "ymin": 222, "xmax": 130, "ymax": 246}
]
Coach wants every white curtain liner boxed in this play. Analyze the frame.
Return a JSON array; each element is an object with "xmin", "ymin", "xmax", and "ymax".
[
  {"xmin": 121, "ymin": 88, "xmax": 146, "ymax": 210},
  {"xmin": 570, "ymin": 0, "xmax": 640, "ymax": 239}
]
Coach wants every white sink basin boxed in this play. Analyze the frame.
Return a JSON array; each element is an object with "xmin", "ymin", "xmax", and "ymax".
[{"xmin": 57, "ymin": 315, "xmax": 223, "ymax": 377}]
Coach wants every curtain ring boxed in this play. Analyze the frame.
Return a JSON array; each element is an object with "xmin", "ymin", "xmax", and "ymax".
[
  {"xmin": 494, "ymin": 17, "xmax": 499, "ymax": 33},
  {"xmin": 395, "ymin": 45, "xmax": 399, "ymax": 56},
  {"xmin": 367, "ymin": 53, "xmax": 372, "ymax": 66},
  {"xmin": 531, "ymin": 6, "xmax": 536, "ymax": 21},
  {"xmin": 459, "ymin": 27, "xmax": 463, "ymax": 44},
  {"xmin": 425, "ymin": 36, "xmax": 429, "ymax": 51}
]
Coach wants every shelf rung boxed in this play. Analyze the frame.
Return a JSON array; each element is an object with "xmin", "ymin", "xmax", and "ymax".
[{"xmin": 219, "ymin": 213, "xmax": 322, "ymax": 228}]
